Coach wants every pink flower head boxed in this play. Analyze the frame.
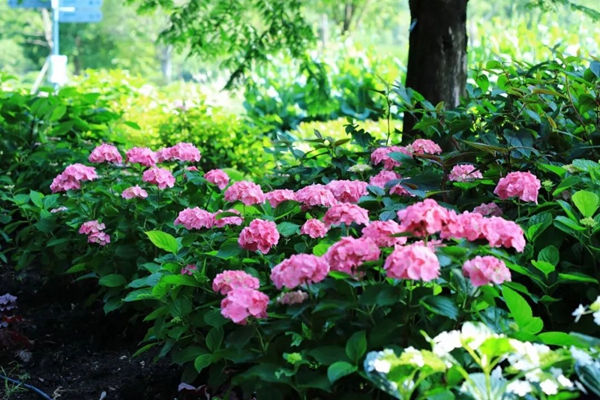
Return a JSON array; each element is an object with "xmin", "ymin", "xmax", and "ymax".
[
  {"xmin": 406, "ymin": 139, "xmax": 442, "ymax": 155},
  {"xmin": 481, "ymin": 217, "xmax": 526, "ymax": 252},
  {"xmin": 384, "ymin": 244, "xmax": 440, "ymax": 281},
  {"xmin": 323, "ymin": 203, "xmax": 369, "ymax": 227},
  {"xmin": 212, "ymin": 270, "xmax": 260, "ymax": 295},
  {"xmin": 370, "ymin": 146, "xmax": 412, "ymax": 170},
  {"xmin": 361, "ymin": 220, "xmax": 407, "ymax": 247},
  {"xmin": 122, "ymin": 185, "xmax": 148, "ymax": 199},
  {"xmin": 214, "ymin": 209, "xmax": 243, "ymax": 228},
  {"xmin": 294, "ymin": 184, "xmax": 338, "ymax": 208},
  {"xmin": 142, "ymin": 167, "xmax": 175, "ymax": 189},
  {"xmin": 462, "ymin": 256, "xmax": 511, "ymax": 287},
  {"xmin": 449, "ymin": 165, "xmax": 483, "ymax": 182},
  {"xmin": 204, "ymin": 169, "xmax": 230, "ymax": 190},
  {"xmin": 89, "ymin": 144, "xmax": 123, "ymax": 164},
  {"xmin": 270, "ymin": 254, "xmax": 330, "ymax": 289},
  {"xmin": 238, "ymin": 219, "xmax": 280, "ymax": 254},
  {"xmin": 277, "ymin": 290, "xmax": 309, "ymax": 305},
  {"xmin": 224, "ymin": 181, "xmax": 266, "ymax": 206},
  {"xmin": 181, "ymin": 264, "xmax": 198, "ymax": 276},
  {"xmin": 369, "ymin": 170, "xmax": 412, "ymax": 196},
  {"xmin": 324, "ymin": 237, "xmax": 380, "ymax": 275},
  {"xmin": 185, "ymin": 166, "xmax": 199, "ymax": 172},
  {"xmin": 50, "ymin": 164, "xmax": 98, "ymax": 193},
  {"xmin": 174, "ymin": 207, "xmax": 215, "ymax": 230},
  {"xmin": 220, "ymin": 287, "xmax": 269, "ymax": 325},
  {"xmin": 300, "ymin": 219, "xmax": 329, "ymax": 239},
  {"xmin": 266, "ymin": 189, "xmax": 297, "ymax": 208},
  {"xmin": 125, "ymin": 147, "xmax": 157, "ymax": 167},
  {"xmin": 161, "ymin": 143, "xmax": 201, "ymax": 162},
  {"xmin": 50, "ymin": 173, "xmax": 81, "ymax": 192},
  {"xmin": 450, "ymin": 211, "xmax": 486, "ymax": 241},
  {"xmin": 472, "ymin": 202, "xmax": 503, "ymax": 217},
  {"xmin": 88, "ymin": 231, "xmax": 111, "ymax": 246},
  {"xmin": 326, "ymin": 180, "xmax": 368, "ymax": 203},
  {"xmin": 494, "ymin": 171, "xmax": 541, "ymax": 204},
  {"xmin": 79, "ymin": 220, "xmax": 105, "ymax": 235},
  {"xmin": 396, "ymin": 199, "xmax": 454, "ymax": 237}
]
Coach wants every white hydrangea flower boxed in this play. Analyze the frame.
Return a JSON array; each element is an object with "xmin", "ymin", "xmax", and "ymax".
[
  {"xmin": 348, "ymin": 164, "xmax": 372, "ymax": 173},
  {"xmin": 432, "ymin": 330, "xmax": 462, "ymax": 356},
  {"xmin": 540, "ymin": 379, "xmax": 559, "ymax": 395},
  {"xmin": 404, "ymin": 347, "xmax": 425, "ymax": 367},
  {"xmin": 570, "ymin": 346, "xmax": 594, "ymax": 366},
  {"xmin": 373, "ymin": 359, "xmax": 391, "ymax": 374},
  {"xmin": 557, "ymin": 374, "xmax": 574, "ymax": 389},
  {"xmin": 506, "ymin": 380, "xmax": 532, "ymax": 396},
  {"xmin": 572, "ymin": 304, "xmax": 587, "ymax": 322},
  {"xmin": 593, "ymin": 311, "xmax": 600, "ymax": 326},
  {"xmin": 461, "ymin": 322, "xmax": 498, "ymax": 350}
]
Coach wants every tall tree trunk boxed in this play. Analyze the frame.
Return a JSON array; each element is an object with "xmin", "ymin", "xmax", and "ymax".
[{"xmin": 404, "ymin": 0, "xmax": 468, "ymax": 135}]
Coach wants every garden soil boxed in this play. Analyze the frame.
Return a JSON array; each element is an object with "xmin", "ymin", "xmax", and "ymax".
[{"xmin": 0, "ymin": 270, "xmax": 180, "ymax": 400}]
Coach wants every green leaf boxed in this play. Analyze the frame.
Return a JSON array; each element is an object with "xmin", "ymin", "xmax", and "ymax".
[
  {"xmin": 558, "ymin": 273, "xmax": 599, "ymax": 284},
  {"xmin": 49, "ymin": 105, "xmax": 67, "ymax": 121},
  {"xmin": 65, "ymin": 263, "xmax": 86, "ymax": 274},
  {"xmin": 554, "ymin": 216, "xmax": 586, "ymax": 233},
  {"xmin": 204, "ymin": 309, "xmax": 228, "ymax": 328},
  {"xmin": 206, "ymin": 326, "xmax": 224, "ymax": 352},
  {"xmin": 274, "ymin": 200, "xmax": 300, "ymax": 219},
  {"xmin": 216, "ymin": 238, "xmax": 243, "ymax": 259},
  {"xmin": 552, "ymin": 176, "xmax": 581, "ymax": 197},
  {"xmin": 169, "ymin": 297, "xmax": 192, "ymax": 318},
  {"xmin": 309, "ymin": 346, "xmax": 348, "ymax": 366},
  {"xmin": 538, "ymin": 332, "xmax": 587, "ymax": 347},
  {"xmin": 345, "ymin": 331, "xmax": 367, "ymax": 364},
  {"xmin": 160, "ymin": 275, "xmax": 201, "ymax": 287},
  {"xmin": 327, "ymin": 361, "xmax": 356, "ymax": 384},
  {"xmin": 277, "ymin": 221, "xmax": 300, "ymax": 237},
  {"xmin": 194, "ymin": 354, "xmax": 213, "ymax": 373},
  {"xmin": 420, "ymin": 296, "xmax": 459, "ymax": 320},
  {"xmin": 531, "ymin": 260, "xmax": 555, "ymax": 278},
  {"xmin": 502, "ymin": 286, "xmax": 543, "ymax": 334},
  {"xmin": 98, "ymin": 274, "xmax": 126, "ymax": 288},
  {"xmin": 124, "ymin": 288, "xmax": 155, "ymax": 302},
  {"xmin": 313, "ymin": 239, "xmax": 334, "ymax": 256},
  {"xmin": 145, "ymin": 231, "xmax": 179, "ymax": 254},
  {"xmin": 572, "ymin": 190, "xmax": 600, "ymax": 218},
  {"xmin": 29, "ymin": 190, "xmax": 44, "ymax": 208},
  {"xmin": 538, "ymin": 245, "xmax": 559, "ymax": 267}
]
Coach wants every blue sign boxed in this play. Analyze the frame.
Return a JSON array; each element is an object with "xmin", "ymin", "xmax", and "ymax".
[
  {"xmin": 8, "ymin": 0, "xmax": 101, "ymax": 7},
  {"xmin": 8, "ymin": 0, "xmax": 50, "ymax": 8},
  {"xmin": 59, "ymin": 9, "xmax": 102, "ymax": 22},
  {"xmin": 60, "ymin": 0, "xmax": 102, "ymax": 7}
]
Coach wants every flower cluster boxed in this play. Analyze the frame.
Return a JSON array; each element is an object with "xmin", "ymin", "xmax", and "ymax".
[
  {"xmin": 122, "ymin": 185, "xmax": 148, "ymax": 199},
  {"xmin": 462, "ymin": 256, "xmax": 511, "ymax": 286},
  {"xmin": 225, "ymin": 181, "xmax": 266, "ymax": 206},
  {"xmin": 89, "ymin": 144, "xmax": 123, "ymax": 164},
  {"xmin": 494, "ymin": 171, "xmax": 541, "ymax": 203},
  {"xmin": 238, "ymin": 219, "xmax": 280, "ymax": 254},
  {"xmin": 361, "ymin": 220, "xmax": 406, "ymax": 247},
  {"xmin": 78, "ymin": 220, "xmax": 110, "ymax": 246},
  {"xmin": 174, "ymin": 207, "xmax": 215, "ymax": 230},
  {"xmin": 300, "ymin": 219, "xmax": 328, "ymax": 238},
  {"xmin": 204, "ymin": 169, "xmax": 230, "ymax": 190},
  {"xmin": 295, "ymin": 184, "xmax": 337, "ymax": 208},
  {"xmin": 50, "ymin": 164, "xmax": 97, "ymax": 193},
  {"xmin": 449, "ymin": 164, "xmax": 483, "ymax": 182},
  {"xmin": 181, "ymin": 264, "xmax": 197, "ymax": 276},
  {"xmin": 406, "ymin": 139, "xmax": 442, "ymax": 155},
  {"xmin": 384, "ymin": 244, "xmax": 440, "ymax": 281},
  {"xmin": 369, "ymin": 170, "xmax": 412, "ymax": 196},
  {"xmin": 326, "ymin": 180, "xmax": 368, "ymax": 203},
  {"xmin": 142, "ymin": 167, "xmax": 175, "ymax": 189},
  {"xmin": 265, "ymin": 189, "xmax": 296, "ymax": 208},
  {"xmin": 472, "ymin": 202, "xmax": 503, "ymax": 217},
  {"xmin": 126, "ymin": 147, "xmax": 157, "ymax": 167},
  {"xmin": 276, "ymin": 290, "xmax": 309, "ymax": 305},
  {"xmin": 323, "ymin": 203, "xmax": 370, "ymax": 227},
  {"xmin": 370, "ymin": 146, "xmax": 412, "ymax": 170},
  {"xmin": 324, "ymin": 237, "xmax": 380, "ymax": 275},
  {"xmin": 271, "ymin": 254, "xmax": 330, "ymax": 289},
  {"xmin": 213, "ymin": 271, "xmax": 267, "ymax": 325},
  {"xmin": 572, "ymin": 296, "xmax": 600, "ymax": 326},
  {"xmin": 158, "ymin": 143, "xmax": 201, "ymax": 162}
]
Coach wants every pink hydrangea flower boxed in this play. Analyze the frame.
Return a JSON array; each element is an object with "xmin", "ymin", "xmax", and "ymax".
[
  {"xmin": 214, "ymin": 209, "xmax": 243, "ymax": 228},
  {"xmin": 125, "ymin": 147, "xmax": 157, "ymax": 167},
  {"xmin": 50, "ymin": 164, "xmax": 98, "ymax": 193},
  {"xmin": 326, "ymin": 180, "xmax": 368, "ymax": 203},
  {"xmin": 79, "ymin": 220, "xmax": 105, "ymax": 235},
  {"xmin": 472, "ymin": 202, "xmax": 503, "ymax": 217},
  {"xmin": 224, "ymin": 181, "xmax": 266, "ymax": 206},
  {"xmin": 370, "ymin": 146, "xmax": 412, "ymax": 170},
  {"xmin": 300, "ymin": 219, "xmax": 329, "ymax": 239},
  {"xmin": 122, "ymin": 185, "xmax": 148, "ymax": 199},
  {"xmin": 204, "ymin": 169, "xmax": 230, "ymax": 190},
  {"xmin": 406, "ymin": 139, "xmax": 442, "ymax": 155},
  {"xmin": 323, "ymin": 203, "xmax": 370, "ymax": 227},
  {"xmin": 449, "ymin": 165, "xmax": 483, "ymax": 182},
  {"xmin": 266, "ymin": 189, "xmax": 296, "ymax": 208},
  {"xmin": 324, "ymin": 237, "xmax": 380, "ymax": 275},
  {"xmin": 396, "ymin": 199, "xmax": 454, "ymax": 237},
  {"xmin": 277, "ymin": 290, "xmax": 309, "ymax": 305},
  {"xmin": 181, "ymin": 264, "xmax": 198, "ymax": 276},
  {"xmin": 462, "ymin": 256, "xmax": 511, "ymax": 287},
  {"xmin": 361, "ymin": 220, "xmax": 407, "ymax": 247},
  {"xmin": 160, "ymin": 143, "xmax": 201, "ymax": 162},
  {"xmin": 88, "ymin": 231, "xmax": 111, "ymax": 246},
  {"xmin": 142, "ymin": 167, "xmax": 175, "ymax": 189},
  {"xmin": 481, "ymin": 217, "xmax": 526, "ymax": 252},
  {"xmin": 212, "ymin": 270, "xmax": 260, "ymax": 295},
  {"xmin": 294, "ymin": 184, "xmax": 338, "ymax": 208},
  {"xmin": 494, "ymin": 171, "xmax": 541, "ymax": 204},
  {"xmin": 238, "ymin": 219, "xmax": 280, "ymax": 254},
  {"xmin": 384, "ymin": 244, "xmax": 440, "ymax": 281},
  {"xmin": 270, "ymin": 254, "xmax": 330, "ymax": 289},
  {"xmin": 369, "ymin": 170, "xmax": 412, "ymax": 196},
  {"xmin": 220, "ymin": 287, "xmax": 269, "ymax": 325},
  {"xmin": 174, "ymin": 207, "xmax": 215, "ymax": 230},
  {"xmin": 89, "ymin": 144, "xmax": 123, "ymax": 164},
  {"xmin": 185, "ymin": 166, "xmax": 199, "ymax": 172},
  {"xmin": 450, "ymin": 211, "xmax": 486, "ymax": 241}
]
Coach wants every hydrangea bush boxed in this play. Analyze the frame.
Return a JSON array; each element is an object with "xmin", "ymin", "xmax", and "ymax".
[{"xmin": 26, "ymin": 127, "xmax": 600, "ymax": 398}]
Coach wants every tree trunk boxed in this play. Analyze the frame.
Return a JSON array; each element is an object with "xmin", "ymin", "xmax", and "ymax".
[{"xmin": 404, "ymin": 0, "xmax": 468, "ymax": 135}]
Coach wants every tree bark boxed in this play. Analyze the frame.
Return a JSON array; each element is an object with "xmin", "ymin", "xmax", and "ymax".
[{"xmin": 404, "ymin": 0, "xmax": 468, "ymax": 135}]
